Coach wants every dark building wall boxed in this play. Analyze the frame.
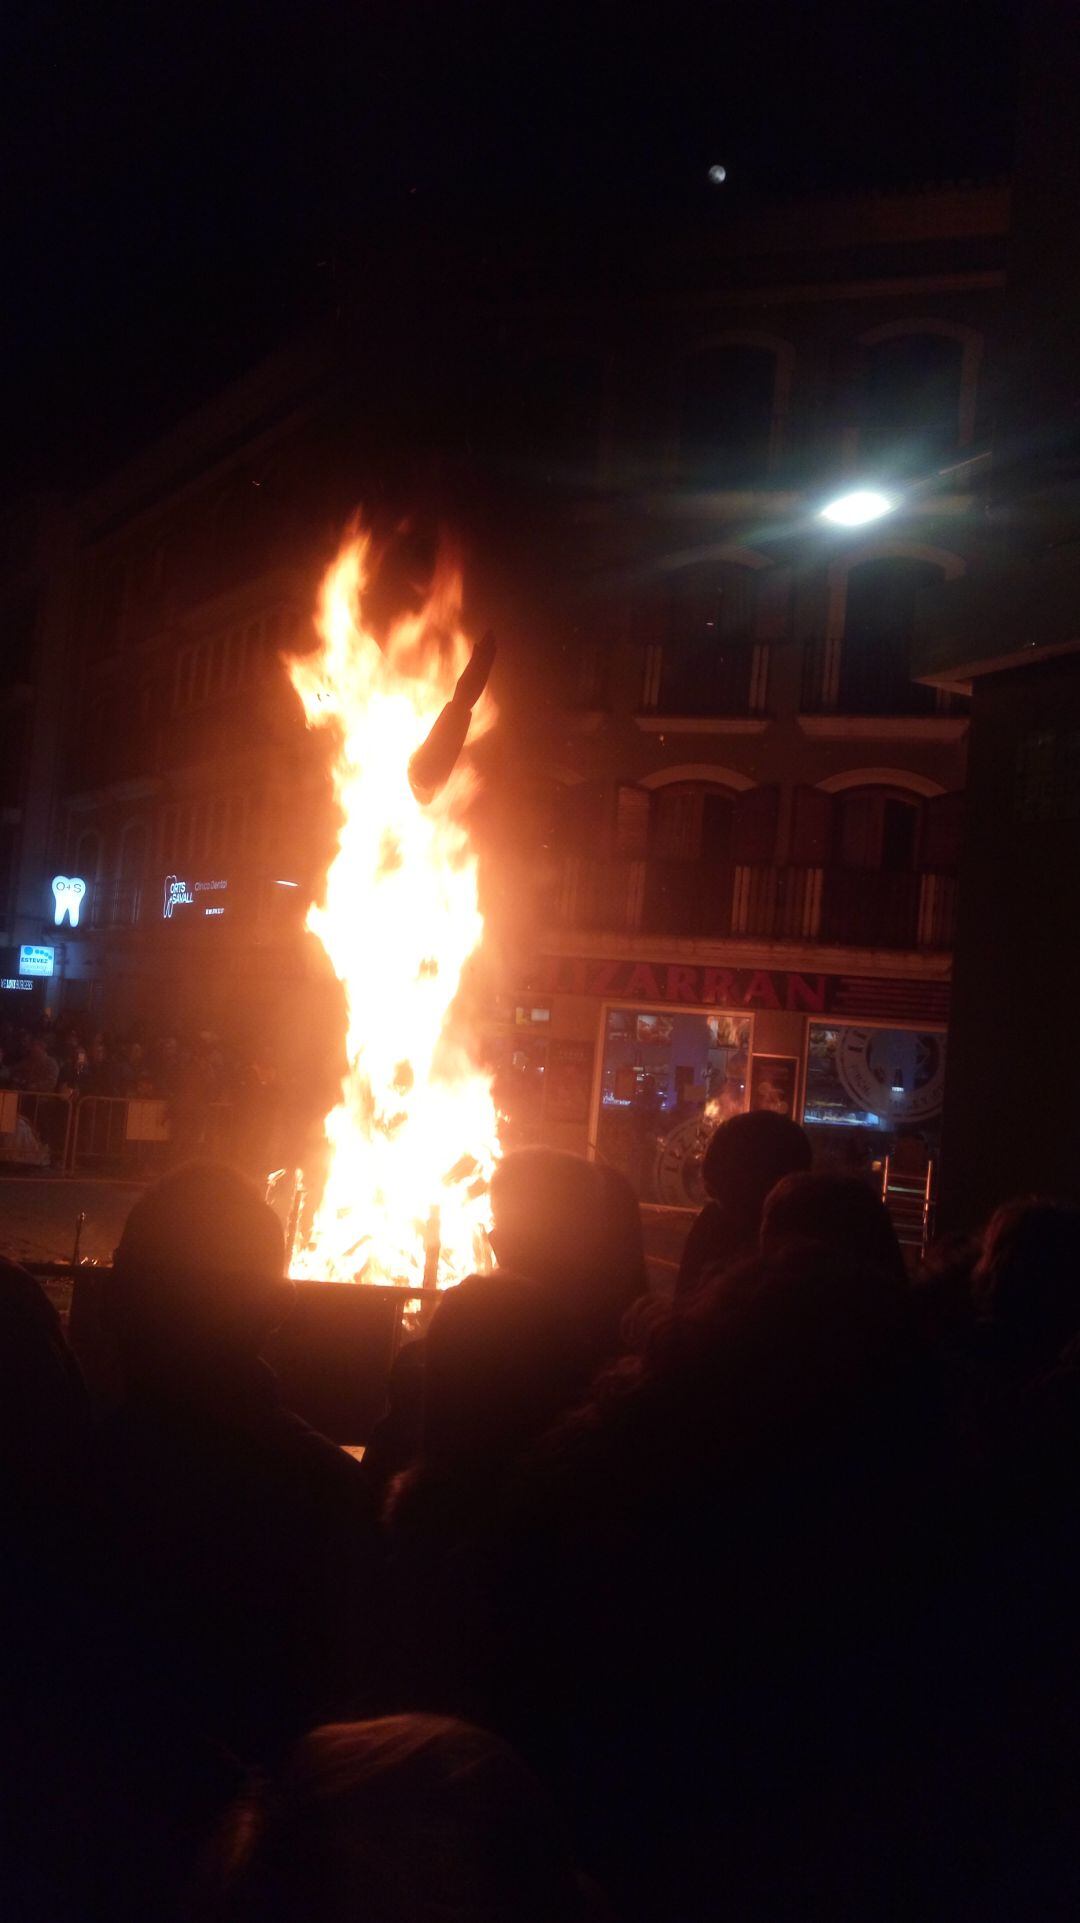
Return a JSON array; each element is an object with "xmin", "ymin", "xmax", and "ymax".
[{"xmin": 939, "ymin": 652, "xmax": 1080, "ymax": 1229}]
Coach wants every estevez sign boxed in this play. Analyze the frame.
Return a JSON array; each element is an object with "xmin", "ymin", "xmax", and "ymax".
[{"xmin": 162, "ymin": 876, "xmax": 229, "ymax": 921}]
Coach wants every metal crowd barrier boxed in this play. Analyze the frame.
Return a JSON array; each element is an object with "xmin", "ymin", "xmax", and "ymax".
[
  {"xmin": 72, "ymin": 1095, "xmax": 173, "ymax": 1174},
  {"xmin": 0, "ymin": 1091, "xmax": 246, "ymax": 1176},
  {"xmin": 0, "ymin": 1089, "xmax": 76, "ymax": 1170}
]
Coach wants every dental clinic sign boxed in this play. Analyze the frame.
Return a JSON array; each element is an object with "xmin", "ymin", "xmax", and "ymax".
[
  {"xmin": 52, "ymin": 875, "xmax": 87, "ymax": 927},
  {"xmin": 163, "ymin": 875, "xmax": 229, "ymax": 921}
]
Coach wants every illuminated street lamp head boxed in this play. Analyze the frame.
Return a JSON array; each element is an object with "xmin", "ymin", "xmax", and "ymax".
[{"xmin": 819, "ymin": 487, "xmax": 897, "ymax": 528}]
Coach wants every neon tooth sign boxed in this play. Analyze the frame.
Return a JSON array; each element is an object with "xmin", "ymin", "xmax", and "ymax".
[{"xmin": 51, "ymin": 876, "xmax": 87, "ymax": 928}]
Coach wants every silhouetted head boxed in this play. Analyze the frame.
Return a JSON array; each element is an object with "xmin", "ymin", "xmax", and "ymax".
[
  {"xmin": 105, "ymin": 1161, "xmax": 289, "ymax": 1365},
  {"xmin": 701, "ymin": 1110, "xmax": 812, "ymax": 1218},
  {"xmin": 761, "ymin": 1172, "xmax": 907, "ymax": 1285},
  {"xmin": 422, "ymin": 1273, "xmax": 573, "ymax": 1470},
  {"xmin": 973, "ymin": 1197, "xmax": 1080, "ymax": 1367},
  {"xmin": 207, "ymin": 1714, "xmax": 591, "ymax": 1923},
  {"xmin": 489, "ymin": 1148, "xmax": 646, "ymax": 1359},
  {"xmin": 0, "ymin": 1257, "xmax": 89, "ymax": 1493}
]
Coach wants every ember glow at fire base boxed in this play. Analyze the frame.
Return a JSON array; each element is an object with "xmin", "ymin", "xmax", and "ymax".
[{"xmin": 285, "ymin": 533, "xmax": 498, "ymax": 1286}]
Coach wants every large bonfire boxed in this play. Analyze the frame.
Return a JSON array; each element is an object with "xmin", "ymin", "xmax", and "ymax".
[{"xmin": 285, "ymin": 530, "xmax": 499, "ymax": 1288}]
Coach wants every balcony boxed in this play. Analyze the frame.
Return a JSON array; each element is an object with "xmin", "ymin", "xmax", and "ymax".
[
  {"xmin": 551, "ymin": 857, "xmax": 956, "ymax": 951},
  {"xmin": 640, "ymin": 639, "xmax": 769, "ymax": 724},
  {"xmin": 800, "ymin": 635, "xmax": 964, "ymax": 728}
]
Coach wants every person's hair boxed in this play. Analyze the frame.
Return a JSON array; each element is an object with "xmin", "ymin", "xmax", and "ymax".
[
  {"xmin": 489, "ymin": 1148, "xmax": 646, "ymax": 1353},
  {"xmin": 0, "ymin": 1256, "xmax": 89, "ymax": 1494},
  {"xmin": 203, "ymin": 1714, "xmax": 592, "ymax": 1923},
  {"xmin": 701, "ymin": 1110, "xmax": 812, "ymax": 1212},
  {"xmin": 761, "ymin": 1171, "xmax": 907, "ymax": 1285},
  {"xmin": 420, "ymin": 1272, "xmax": 574, "ymax": 1470},
  {"xmin": 104, "ymin": 1161, "xmax": 288, "ymax": 1358},
  {"xmin": 972, "ymin": 1196, "xmax": 1080, "ymax": 1364}
]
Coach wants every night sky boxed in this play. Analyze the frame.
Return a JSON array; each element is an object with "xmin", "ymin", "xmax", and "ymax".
[{"xmin": 4, "ymin": 0, "xmax": 1020, "ymax": 494}]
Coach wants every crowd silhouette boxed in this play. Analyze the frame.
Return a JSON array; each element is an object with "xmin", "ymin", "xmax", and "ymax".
[{"xmin": 5, "ymin": 1123, "xmax": 1080, "ymax": 1920}]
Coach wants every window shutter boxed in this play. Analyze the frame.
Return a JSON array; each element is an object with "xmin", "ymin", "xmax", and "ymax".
[
  {"xmin": 754, "ymin": 567, "xmax": 790, "ymax": 642},
  {"xmin": 790, "ymin": 785, "xmax": 834, "ymax": 865},
  {"xmin": 718, "ymin": 564, "xmax": 756, "ymax": 640},
  {"xmin": 837, "ymin": 791, "xmax": 880, "ymax": 869},
  {"xmin": 650, "ymin": 786, "xmax": 704, "ymax": 860},
  {"xmin": 732, "ymin": 784, "xmax": 780, "ymax": 864},
  {"xmin": 614, "ymin": 783, "xmax": 651, "ymax": 860},
  {"xmin": 919, "ymin": 790, "xmax": 965, "ymax": 872}
]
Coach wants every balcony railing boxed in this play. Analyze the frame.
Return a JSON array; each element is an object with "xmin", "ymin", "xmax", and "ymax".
[
  {"xmin": 551, "ymin": 857, "xmax": 956, "ymax": 951},
  {"xmin": 641, "ymin": 640, "xmax": 768, "ymax": 717},
  {"xmin": 801, "ymin": 635, "xmax": 957, "ymax": 717}
]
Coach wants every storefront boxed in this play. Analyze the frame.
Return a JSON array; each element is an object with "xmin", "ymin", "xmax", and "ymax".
[{"xmin": 502, "ymin": 953, "xmax": 950, "ymax": 1210}]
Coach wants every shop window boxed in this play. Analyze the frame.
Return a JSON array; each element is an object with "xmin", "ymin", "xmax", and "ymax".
[
  {"xmin": 802, "ymin": 1020, "xmax": 947, "ymax": 1180},
  {"xmin": 679, "ymin": 342, "xmax": 778, "ymax": 482},
  {"xmin": 596, "ymin": 1005, "xmax": 751, "ymax": 1205}
]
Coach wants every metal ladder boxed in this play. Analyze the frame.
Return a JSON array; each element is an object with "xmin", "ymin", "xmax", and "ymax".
[{"xmin": 880, "ymin": 1149, "xmax": 935, "ymax": 1259}]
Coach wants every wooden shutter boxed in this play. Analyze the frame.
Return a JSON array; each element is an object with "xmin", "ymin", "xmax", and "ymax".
[
  {"xmin": 837, "ymin": 791, "xmax": 880, "ymax": 869},
  {"xmin": 919, "ymin": 790, "xmax": 965, "ymax": 872},
  {"xmin": 732, "ymin": 784, "xmax": 780, "ymax": 864},
  {"xmin": 550, "ymin": 780, "xmax": 602, "ymax": 855},
  {"xmin": 754, "ymin": 567, "xmax": 790, "ymax": 642},
  {"xmin": 790, "ymin": 785, "xmax": 835, "ymax": 865},
  {"xmin": 614, "ymin": 783, "xmax": 651, "ymax": 859},
  {"xmin": 718, "ymin": 564, "xmax": 756, "ymax": 639},
  {"xmin": 650, "ymin": 786, "xmax": 705, "ymax": 860}
]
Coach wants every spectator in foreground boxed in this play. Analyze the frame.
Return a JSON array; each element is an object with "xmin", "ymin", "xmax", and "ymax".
[
  {"xmin": 468, "ymin": 1240, "xmax": 949, "ymax": 1922},
  {"xmin": 760, "ymin": 1170, "xmax": 908, "ymax": 1285},
  {"xmin": 972, "ymin": 1196, "xmax": 1080, "ymax": 1378},
  {"xmin": 489, "ymin": 1149, "xmax": 647, "ymax": 1375},
  {"xmin": 675, "ymin": 1109, "xmax": 812, "ymax": 1301},
  {"xmin": 383, "ymin": 1275, "xmax": 578, "ymax": 1702},
  {"xmin": 204, "ymin": 1713, "xmax": 599, "ymax": 1923},
  {"xmin": 94, "ymin": 1161, "xmax": 385, "ymax": 1765}
]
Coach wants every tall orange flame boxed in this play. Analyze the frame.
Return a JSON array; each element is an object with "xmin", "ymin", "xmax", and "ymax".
[{"xmin": 285, "ymin": 531, "xmax": 498, "ymax": 1286}]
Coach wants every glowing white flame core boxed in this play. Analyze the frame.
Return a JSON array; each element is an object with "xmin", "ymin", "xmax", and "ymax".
[{"xmin": 285, "ymin": 534, "xmax": 498, "ymax": 1287}]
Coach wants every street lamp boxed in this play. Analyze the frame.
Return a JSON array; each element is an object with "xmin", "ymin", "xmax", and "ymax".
[{"xmin": 818, "ymin": 487, "xmax": 897, "ymax": 528}]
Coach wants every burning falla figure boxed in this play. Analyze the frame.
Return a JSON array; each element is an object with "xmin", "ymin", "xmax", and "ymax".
[
  {"xmin": 282, "ymin": 530, "xmax": 501, "ymax": 1286},
  {"xmin": 406, "ymin": 628, "xmax": 496, "ymax": 804}
]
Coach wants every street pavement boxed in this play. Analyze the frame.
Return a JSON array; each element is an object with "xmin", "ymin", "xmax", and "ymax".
[{"xmin": 0, "ymin": 1174, "xmax": 145, "ymax": 1267}]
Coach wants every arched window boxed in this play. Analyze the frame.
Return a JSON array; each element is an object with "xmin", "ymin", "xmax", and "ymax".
[
  {"xmin": 115, "ymin": 820, "xmax": 148, "ymax": 926},
  {"xmin": 679, "ymin": 342, "xmax": 780, "ymax": 482},
  {"xmin": 804, "ymin": 780, "xmax": 960, "ymax": 949},
  {"xmin": 833, "ymin": 787, "xmax": 920, "ymax": 872},
  {"xmin": 73, "ymin": 829, "xmax": 102, "ymax": 883},
  {"xmin": 636, "ymin": 781, "xmax": 779, "ymax": 937},
  {"xmin": 644, "ymin": 558, "xmax": 776, "ymax": 716},
  {"xmin": 838, "ymin": 555, "xmax": 946, "ymax": 715},
  {"xmin": 856, "ymin": 330, "xmax": 967, "ymax": 467}
]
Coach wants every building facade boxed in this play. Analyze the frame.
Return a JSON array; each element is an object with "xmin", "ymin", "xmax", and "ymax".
[{"xmin": 6, "ymin": 182, "xmax": 1008, "ymax": 1218}]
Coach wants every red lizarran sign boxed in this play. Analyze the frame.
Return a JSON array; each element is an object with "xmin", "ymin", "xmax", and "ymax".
[{"xmin": 524, "ymin": 955, "xmax": 951, "ymax": 1025}]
